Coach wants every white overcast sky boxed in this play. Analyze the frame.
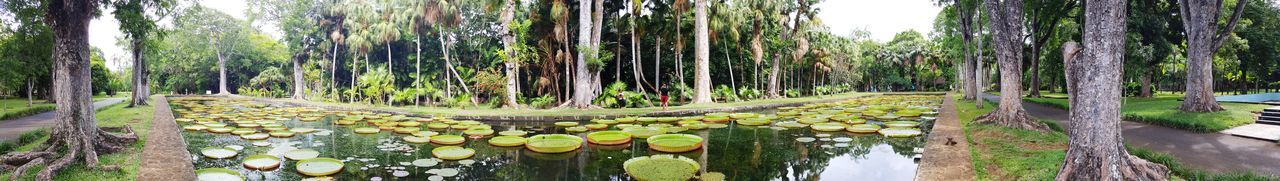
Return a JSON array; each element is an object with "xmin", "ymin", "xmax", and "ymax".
[{"xmin": 88, "ymin": 0, "xmax": 941, "ymax": 71}]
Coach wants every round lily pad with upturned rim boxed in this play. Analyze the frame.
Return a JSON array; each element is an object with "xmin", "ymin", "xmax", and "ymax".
[
  {"xmin": 586, "ymin": 131, "xmax": 632, "ymax": 145},
  {"xmin": 488, "ymin": 136, "xmax": 527, "ymax": 147},
  {"xmin": 296, "ymin": 158, "xmax": 344, "ymax": 176},
  {"xmin": 554, "ymin": 121, "xmax": 579, "ymax": 127},
  {"xmin": 284, "ymin": 149, "xmax": 320, "ymax": 160},
  {"xmin": 646, "ymin": 134, "xmax": 704, "ymax": 153},
  {"xmin": 525, "ymin": 134, "xmax": 583, "ymax": 153},
  {"xmin": 269, "ymin": 131, "xmax": 296, "ymax": 138},
  {"xmin": 183, "ymin": 125, "xmax": 208, "ymax": 131},
  {"xmin": 564, "ymin": 126, "xmax": 589, "ymax": 132},
  {"xmin": 196, "ymin": 168, "xmax": 244, "ymax": 181},
  {"xmin": 429, "ymin": 135, "xmax": 466, "ymax": 145},
  {"xmin": 431, "ymin": 146, "xmax": 476, "ymax": 160},
  {"xmin": 498, "ymin": 130, "xmax": 527, "ymax": 137},
  {"xmin": 810, "ymin": 123, "xmax": 846, "ymax": 132},
  {"xmin": 879, "ymin": 128, "xmax": 923, "ymax": 137},
  {"xmin": 353, "ymin": 127, "xmax": 380, "ymax": 134},
  {"xmin": 623, "ymin": 127, "xmax": 666, "ymax": 138},
  {"xmin": 207, "ymin": 127, "xmax": 234, "ymax": 133},
  {"xmin": 411, "ymin": 159, "xmax": 439, "ymax": 167},
  {"xmin": 846, "ymin": 124, "xmax": 881, "ymax": 133},
  {"xmin": 242, "ymin": 154, "xmax": 282, "ymax": 170},
  {"xmin": 623, "ymin": 155, "xmax": 700, "ymax": 181},
  {"xmin": 403, "ymin": 136, "xmax": 431, "ymax": 144},
  {"xmin": 201, "ymin": 147, "xmax": 238, "ymax": 159},
  {"xmin": 463, "ymin": 128, "xmax": 495, "ymax": 136},
  {"xmin": 240, "ymin": 133, "xmax": 269, "ymax": 140},
  {"xmin": 884, "ymin": 121, "xmax": 920, "ymax": 128}
]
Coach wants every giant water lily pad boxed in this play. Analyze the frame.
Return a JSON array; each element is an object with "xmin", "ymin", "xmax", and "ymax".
[
  {"xmin": 463, "ymin": 128, "xmax": 494, "ymax": 136},
  {"xmin": 884, "ymin": 121, "xmax": 920, "ymax": 128},
  {"xmin": 728, "ymin": 113, "xmax": 759, "ymax": 119},
  {"xmin": 242, "ymin": 154, "xmax": 282, "ymax": 170},
  {"xmin": 411, "ymin": 159, "xmax": 439, "ymax": 167},
  {"xmin": 525, "ymin": 134, "xmax": 583, "ymax": 153},
  {"xmin": 846, "ymin": 124, "xmax": 882, "ymax": 133},
  {"xmin": 430, "ymin": 135, "xmax": 466, "ymax": 145},
  {"xmin": 564, "ymin": 126, "xmax": 589, "ymax": 132},
  {"xmin": 404, "ymin": 136, "xmax": 431, "ymax": 143},
  {"xmin": 183, "ymin": 125, "xmax": 208, "ymax": 131},
  {"xmin": 646, "ymin": 134, "xmax": 704, "ymax": 153},
  {"xmin": 353, "ymin": 127, "xmax": 380, "ymax": 134},
  {"xmin": 810, "ymin": 123, "xmax": 846, "ymax": 132},
  {"xmin": 586, "ymin": 131, "xmax": 632, "ymax": 145},
  {"xmin": 240, "ymin": 133, "xmax": 269, "ymax": 140},
  {"xmin": 623, "ymin": 155, "xmax": 700, "ymax": 181},
  {"xmin": 735, "ymin": 118, "xmax": 771, "ymax": 126},
  {"xmin": 879, "ymin": 128, "xmax": 923, "ymax": 137},
  {"xmin": 296, "ymin": 158, "xmax": 344, "ymax": 176},
  {"xmin": 201, "ymin": 147, "xmax": 238, "ymax": 159},
  {"xmin": 554, "ymin": 122, "xmax": 579, "ymax": 127},
  {"xmin": 498, "ymin": 130, "xmax": 527, "ymax": 137},
  {"xmin": 488, "ymin": 136, "xmax": 527, "ymax": 147},
  {"xmin": 623, "ymin": 127, "xmax": 666, "ymax": 138},
  {"xmin": 431, "ymin": 146, "xmax": 476, "ymax": 160},
  {"xmin": 196, "ymin": 168, "xmax": 243, "ymax": 181},
  {"xmin": 284, "ymin": 149, "xmax": 320, "ymax": 160}
]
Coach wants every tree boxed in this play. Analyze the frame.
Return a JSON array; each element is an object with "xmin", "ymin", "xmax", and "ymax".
[
  {"xmin": 113, "ymin": 0, "xmax": 173, "ymax": 106},
  {"xmin": 691, "ymin": 0, "xmax": 711, "ymax": 103},
  {"xmin": 496, "ymin": 0, "xmax": 520, "ymax": 108},
  {"xmin": 1055, "ymin": 0, "xmax": 1169, "ymax": 178},
  {"xmin": 1023, "ymin": 0, "xmax": 1077, "ymax": 97},
  {"xmin": 976, "ymin": 0, "xmax": 1049, "ymax": 131},
  {"xmin": 0, "ymin": 0, "xmax": 138, "ymax": 180},
  {"xmin": 1177, "ymin": 0, "xmax": 1246, "ymax": 112},
  {"xmin": 570, "ymin": 0, "xmax": 603, "ymax": 108}
]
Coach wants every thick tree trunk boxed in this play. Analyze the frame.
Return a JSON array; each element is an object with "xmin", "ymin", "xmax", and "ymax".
[
  {"xmin": 1056, "ymin": 1, "xmax": 1171, "ymax": 176},
  {"xmin": 655, "ymin": 37, "xmax": 662, "ymax": 90},
  {"xmin": 291, "ymin": 44, "xmax": 308, "ymax": 100},
  {"xmin": 974, "ymin": 9, "xmax": 987, "ymax": 108},
  {"xmin": 976, "ymin": 0, "xmax": 1048, "ymax": 131},
  {"xmin": 572, "ymin": 0, "xmax": 595, "ymax": 108},
  {"xmin": 27, "ymin": 77, "xmax": 34, "ymax": 107},
  {"xmin": 129, "ymin": 39, "xmax": 148, "ymax": 107},
  {"xmin": 414, "ymin": 35, "xmax": 421, "ymax": 106},
  {"xmin": 499, "ymin": 0, "xmax": 520, "ymax": 108},
  {"xmin": 1177, "ymin": 0, "xmax": 1245, "ymax": 112},
  {"xmin": 215, "ymin": 37, "xmax": 229, "ymax": 95},
  {"xmin": 691, "ymin": 0, "xmax": 711, "ymax": 103},
  {"xmin": 0, "ymin": 1, "xmax": 139, "ymax": 180},
  {"xmin": 1139, "ymin": 70, "xmax": 1153, "ymax": 97},
  {"xmin": 1028, "ymin": 43, "xmax": 1043, "ymax": 97}
]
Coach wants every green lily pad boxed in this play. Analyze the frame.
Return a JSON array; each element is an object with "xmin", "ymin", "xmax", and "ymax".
[
  {"xmin": 404, "ymin": 136, "xmax": 431, "ymax": 143},
  {"xmin": 564, "ymin": 126, "xmax": 589, "ymax": 132},
  {"xmin": 429, "ymin": 135, "xmax": 466, "ymax": 145},
  {"xmin": 879, "ymin": 128, "xmax": 923, "ymax": 137},
  {"xmin": 242, "ymin": 154, "xmax": 282, "ymax": 170},
  {"xmin": 183, "ymin": 125, "xmax": 208, "ymax": 131},
  {"xmin": 623, "ymin": 127, "xmax": 666, "ymax": 138},
  {"xmin": 846, "ymin": 124, "xmax": 882, "ymax": 133},
  {"xmin": 353, "ymin": 127, "xmax": 380, "ymax": 134},
  {"xmin": 196, "ymin": 168, "xmax": 243, "ymax": 181},
  {"xmin": 411, "ymin": 159, "xmax": 439, "ymax": 167},
  {"xmin": 525, "ymin": 134, "xmax": 583, "ymax": 153},
  {"xmin": 284, "ymin": 149, "xmax": 320, "ymax": 160},
  {"xmin": 586, "ymin": 131, "xmax": 632, "ymax": 145},
  {"xmin": 201, "ymin": 147, "xmax": 238, "ymax": 159},
  {"xmin": 463, "ymin": 128, "xmax": 494, "ymax": 136},
  {"xmin": 296, "ymin": 158, "xmax": 344, "ymax": 176},
  {"xmin": 431, "ymin": 146, "xmax": 476, "ymax": 160},
  {"xmin": 647, "ymin": 134, "xmax": 704, "ymax": 153},
  {"xmin": 554, "ymin": 121, "xmax": 579, "ymax": 127},
  {"xmin": 884, "ymin": 121, "xmax": 920, "ymax": 128},
  {"xmin": 488, "ymin": 136, "xmax": 527, "ymax": 147},
  {"xmin": 498, "ymin": 130, "xmax": 528, "ymax": 137},
  {"xmin": 728, "ymin": 113, "xmax": 759, "ymax": 119},
  {"xmin": 623, "ymin": 155, "xmax": 700, "ymax": 181},
  {"xmin": 810, "ymin": 123, "xmax": 846, "ymax": 132},
  {"xmin": 240, "ymin": 133, "xmax": 269, "ymax": 140}
]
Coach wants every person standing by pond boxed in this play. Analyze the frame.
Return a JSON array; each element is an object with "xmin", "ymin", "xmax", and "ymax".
[
  {"xmin": 616, "ymin": 91, "xmax": 627, "ymax": 108},
  {"xmin": 660, "ymin": 83, "xmax": 670, "ymax": 110}
]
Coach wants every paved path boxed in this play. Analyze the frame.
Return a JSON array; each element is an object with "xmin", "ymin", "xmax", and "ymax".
[
  {"xmin": 138, "ymin": 96, "xmax": 195, "ymax": 180},
  {"xmin": 981, "ymin": 94, "xmax": 1280, "ymax": 176},
  {"xmin": 0, "ymin": 98, "xmax": 125, "ymax": 141},
  {"xmin": 916, "ymin": 94, "xmax": 976, "ymax": 181}
]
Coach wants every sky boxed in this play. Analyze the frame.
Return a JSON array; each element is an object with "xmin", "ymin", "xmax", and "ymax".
[{"xmin": 88, "ymin": 0, "xmax": 942, "ymax": 71}]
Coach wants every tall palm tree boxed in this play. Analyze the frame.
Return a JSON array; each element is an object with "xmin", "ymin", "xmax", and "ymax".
[{"xmin": 692, "ymin": 0, "xmax": 711, "ymax": 103}]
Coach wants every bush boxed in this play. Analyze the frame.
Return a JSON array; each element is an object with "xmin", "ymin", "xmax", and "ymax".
[
  {"xmin": 712, "ymin": 85, "xmax": 738, "ymax": 102},
  {"xmin": 737, "ymin": 87, "xmax": 761, "ymax": 100},
  {"xmin": 528, "ymin": 95, "xmax": 555, "ymax": 109},
  {"xmin": 785, "ymin": 89, "xmax": 800, "ymax": 98},
  {"xmin": 1123, "ymin": 82, "xmax": 1141, "ymax": 97},
  {"xmin": 0, "ymin": 105, "xmax": 56, "ymax": 120}
]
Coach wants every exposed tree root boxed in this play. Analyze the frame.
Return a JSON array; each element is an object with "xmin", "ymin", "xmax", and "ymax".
[
  {"xmin": 1178, "ymin": 103, "xmax": 1224, "ymax": 113},
  {"xmin": 0, "ymin": 126, "xmax": 136, "ymax": 181},
  {"xmin": 1057, "ymin": 152, "xmax": 1169, "ymax": 181},
  {"xmin": 974, "ymin": 110, "xmax": 1050, "ymax": 132}
]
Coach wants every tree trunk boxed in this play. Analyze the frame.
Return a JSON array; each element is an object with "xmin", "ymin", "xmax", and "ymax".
[
  {"xmin": 499, "ymin": 0, "xmax": 520, "ymax": 108},
  {"xmin": 439, "ymin": 31, "xmax": 474, "ymax": 104},
  {"xmin": 571, "ymin": 0, "xmax": 595, "ymax": 108},
  {"xmin": 1, "ymin": 1, "xmax": 139, "ymax": 180},
  {"xmin": 215, "ymin": 37, "xmax": 229, "ymax": 95},
  {"xmin": 691, "ymin": 0, "xmax": 711, "ymax": 103},
  {"xmin": 1028, "ymin": 42, "xmax": 1043, "ymax": 97},
  {"xmin": 632, "ymin": 29, "xmax": 647, "ymax": 94},
  {"xmin": 1177, "ymin": 0, "xmax": 1245, "ymax": 112},
  {"xmin": 976, "ymin": 0, "xmax": 1048, "ymax": 131},
  {"xmin": 1139, "ymin": 70, "xmax": 1153, "ymax": 97},
  {"xmin": 330, "ymin": 40, "xmax": 339, "ymax": 101},
  {"xmin": 1056, "ymin": 1, "xmax": 1171, "ymax": 176},
  {"xmin": 27, "ymin": 77, "xmax": 33, "ymax": 107},
  {"xmin": 974, "ymin": 9, "xmax": 987, "ymax": 109},
  {"xmin": 291, "ymin": 44, "xmax": 308, "ymax": 100},
  {"xmin": 725, "ymin": 43, "xmax": 736, "ymax": 92},
  {"xmin": 414, "ymin": 35, "xmax": 421, "ymax": 106},
  {"xmin": 129, "ymin": 39, "xmax": 148, "ymax": 107},
  {"xmin": 655, "ymin": 37, "xmax": 662, "ymax": 90}
]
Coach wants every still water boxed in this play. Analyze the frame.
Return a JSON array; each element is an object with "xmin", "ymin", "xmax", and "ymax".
[{"xmin": 175, "ymin": 98, "xmax": 932, "ymax": 181}]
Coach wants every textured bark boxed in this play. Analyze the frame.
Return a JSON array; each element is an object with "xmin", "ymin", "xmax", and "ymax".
[
  {"xmin": 1139, "ymin": 71, "xmax": 1153, "ymax": 98},
  {"xmin": 1176, "ymin": 0, "xmax": 1245, "ymax": 112},
  {"xmin": 571, "ymin": 0, "xmax": 595, "ymax": 107},
  {"xmin": 499, "ymin": 0, "xmax": 519, "ymax": 108},
  {"xmin": 1056, "ymin": 1, "xmax": 1171, "ymax": 177},
  {"xmin": 215, "ymin": 36, "xmax": 229, "ymax": 95},
  {"xmin": 655, "ymin": 37, "xmax": 662, "ymax": 91},
  {"xmin": 128, "ymin": 39, "xmax": 148, "ymax": 106},
  {"xmin": 0, "ymin": 1, "xmax": 140, "ymax": 180},
  {"xmin": 976, "ymin": 0, "xmax": 1048, "ymax": 131},
  {"xmin": 955, "ymin": 1, "xmax": 977, "ymax": 100},
  {"xmin": 291, "ymin": 44, "xmax": 309, "ymax": 100},
  {"xmin": 691, "ymin": 0, "xmax": 711, "ymax": 103}
]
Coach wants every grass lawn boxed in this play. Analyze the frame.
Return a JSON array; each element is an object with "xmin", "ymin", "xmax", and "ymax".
[
  {"xmin": 275, "ymin": 92, "xmax": 881, "ymax": 117},
  {"xmin": 956, "ymin": 97, "xmax": 1276, "ymax": 180},
  {"xmin": 0, "ymin": 93, "xmax": 128, "ymax": 121},
  {"xmin": 0, "ymin": 101, "xmax": 154, "ymax": 181},
  {"xmin": 1015, "ymin": 93, "xmax": 1271, "ymax": 132}
]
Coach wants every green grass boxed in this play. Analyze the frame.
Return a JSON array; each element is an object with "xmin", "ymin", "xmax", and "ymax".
[
  {"xmin": 1017, "ymin": 95, "xmax": 1272, "ymax": 132},
  {"xmin": 956, "ymin": 96, "xmax": 1277, "ymax": 180},
  {"xmin": 1, "ymin": 94, "xmax": 126, "ymax": 121},
  {"xmin": 269, "ymin": 92, "xmax": 881, "ymax": 117},
  {"xmin": 0, "ymin": 101, "xmax": 154, "ymax": 181}
]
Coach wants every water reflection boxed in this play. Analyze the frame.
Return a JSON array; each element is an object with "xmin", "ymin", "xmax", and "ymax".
[{"xmin": 176, "ymin": 99, "xmax": 931, "ymax": 181}]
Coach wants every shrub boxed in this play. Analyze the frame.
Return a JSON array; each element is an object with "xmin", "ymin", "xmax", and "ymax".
[
  {"xmin": 0, "ymin": 105, "xmax": 56, "ymax": 120},
  {"xmin": 0, "ymin": 142, "xmax": 15, "ymax": 155},
  {"xmin": 529, "ymin": 95, "xmax": 555, "ymax": 109},
  {"xmin": 712, "ymin": 85, "xmax": 739, "ymax": 102},
  {"xmin": 737, "ymin": 87, "xmax": 761, "ymax": 100},
  {"xmin": 785, "ymin": 89, "xmax": 800, "ymax": 98}
]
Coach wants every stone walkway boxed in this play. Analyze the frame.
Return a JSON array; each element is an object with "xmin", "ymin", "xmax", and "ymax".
[
  {"xmin": 915, "ymin": 94, "xmax": 976, "ymax": 181},
  {"xmin": 0, "ymin": 98, "xmax": 124, "ymax": 141},
  {"xmin": 137, "ymin": 96, "xmax": 196, "ymax": 180},
  {"xmin": 982, "ymin": 94, "xmax": 1280, "ymax": 176}
]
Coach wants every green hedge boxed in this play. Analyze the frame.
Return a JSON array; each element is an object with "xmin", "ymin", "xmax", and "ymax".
[{"xmin": 0, "ymin": 105, "xmax": 55, "ymax": 121}]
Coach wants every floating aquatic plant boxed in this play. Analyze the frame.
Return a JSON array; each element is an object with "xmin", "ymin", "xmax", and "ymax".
[
  {"xmin": 646, "ymin": 134, "xmax": 704, "ymax": 153},
  {"xmin": 586, "ymin": 131, "xmax": 632, "ymax": 145},
  {"xmin": 201, "ymin": 147, "xmax": 238, "ymax": 159},
  {"xmin": 429, "ymin": 135, "xmax": 466, "ymax": 145},
  {"xmin": 296, "ymin": 158, "xmax": 344, "ymax": 176},
  {"xmin": 488, "ymin": 136, "xmax": 527, "ymax": 147},
  {"xmin": 846, "ymin": 124, "xmax": 881, "ymax": 133},
  {"xmin": 525, "ymin": 134, "xmax": 583, "ymax": 153},
  {"xmin": 284, "ymin": 149, "xmax": 320, "ymax": 160},
  {"xmin": 196, "ymin": 168, "xmax": 243, "ymax": 181},
  {"xmin": 879, "ymin": 128, "xmax": 923, "ymax": 137},
  {"xmin": 432, "ymin": 146, "xmax": 476, "ymax": 160},
  {"xmin": 623, "ymin": 155, "xmax": 700, "ymax": 181},
  {"xmin": 242, "ymin": 154, "xmax": 282, "ymax": 170}
]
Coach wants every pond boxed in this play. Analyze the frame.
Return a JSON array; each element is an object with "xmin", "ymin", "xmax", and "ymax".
[{"xmin": 170, "ymin": 95, "xmax": 942, "ymax": 181}]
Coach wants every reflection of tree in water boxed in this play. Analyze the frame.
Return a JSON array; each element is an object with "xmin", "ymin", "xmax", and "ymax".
[{"xmin": 698, "ymin": 124, "xmax": 889, "ymax": 181}]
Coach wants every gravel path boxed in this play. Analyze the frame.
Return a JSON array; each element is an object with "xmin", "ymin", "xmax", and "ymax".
[
  {"xmin": 137, "ymin": 96, "xmax": 196, "ymax": 180},
  {"xmin": 982, "ymin": 93, "xmax": 1280, "ymax": 176},
  {"xmin": 0, "ymin": 98, "xmax": 124, "ymax": 141}
]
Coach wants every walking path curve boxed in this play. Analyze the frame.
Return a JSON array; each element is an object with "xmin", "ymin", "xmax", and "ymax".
[
  {"xmin": 0, "ymin": 98, "xmax": 125, "ymax": 141},
  {"xmin": 981, "ymin": 94, "xmax": 1280, "ymax": 176}
]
